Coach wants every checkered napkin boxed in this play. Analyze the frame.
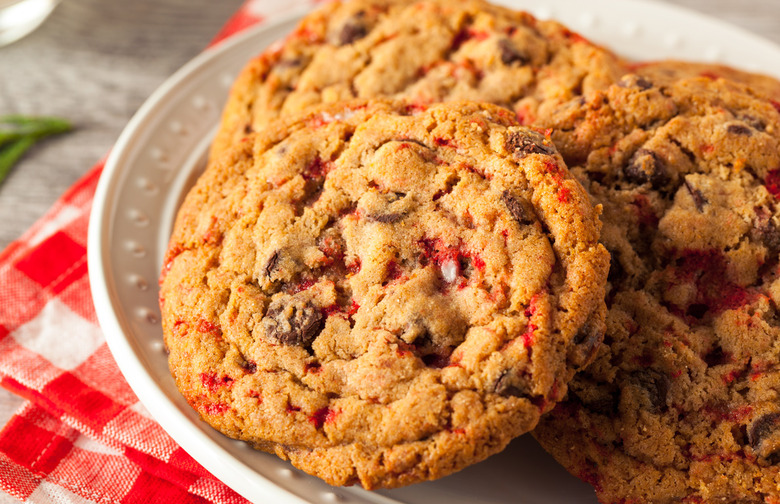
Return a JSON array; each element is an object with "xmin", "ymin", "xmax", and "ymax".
[{"xmin": 0, "ymin": 1, "xmax": 319, "ymax": 502}]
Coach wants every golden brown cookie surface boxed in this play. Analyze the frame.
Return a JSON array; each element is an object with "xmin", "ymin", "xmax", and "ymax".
[
  {"xmin": 160, "ymin": 99, "xmax": 608, "ymax": 489},
  {"xmin": 534, "ymin": 75, "xmax": 780, "ymax": 503},
  {"xmin": 633, "ymin": 59, "xmax": 780, "ymax": 100},
  {"xmin": 210, "ymin": 0, "xmax": 628, "ymax": 161}
]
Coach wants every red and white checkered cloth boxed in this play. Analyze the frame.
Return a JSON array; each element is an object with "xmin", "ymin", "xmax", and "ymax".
[{"xmin": 0, "ymin": 1, "xmax": 320, "ymax": 502}]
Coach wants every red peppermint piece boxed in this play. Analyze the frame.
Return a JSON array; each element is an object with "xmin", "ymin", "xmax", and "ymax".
[{"xmin": 765, "ymin": 168, "xmax": 780, "ymax": 198}]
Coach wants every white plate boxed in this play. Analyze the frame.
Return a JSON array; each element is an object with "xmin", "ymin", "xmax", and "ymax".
[{"xmin": 88, "ymin": 2, "xmax": 780, "ymax": 503}]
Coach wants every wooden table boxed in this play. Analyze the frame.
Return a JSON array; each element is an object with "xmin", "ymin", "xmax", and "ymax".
[
  {"xmin": 0, "ymin": 0, "xmax": 244, "ymax": 250},
  {"xmin": 0, "ymin": 0, "xmax": 779, "ymax": 251}
]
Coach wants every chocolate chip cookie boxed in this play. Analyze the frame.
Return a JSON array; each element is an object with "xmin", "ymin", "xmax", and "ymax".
[
  {"xmin": 209, "ymin": 0, "xmax": 627, "ymax": 161},
  {"xmin": 532, "ymin": 75, "xmax": 780, "ymax": 502},
  {"xmin": 633, "ymin": 59, "xmax": 780, "ymax": 100},
  {"xmin": 159, "ymin": 99, "xmax": 609, "ymax": 489}
]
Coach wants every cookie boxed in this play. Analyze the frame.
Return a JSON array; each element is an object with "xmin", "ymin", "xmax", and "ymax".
[
  {"xmin": 208, "ymin": 0, "xmax": 628, "ymax": 161},
  {"xmin": 532, "ymin": 75, "xmax": 780, "ymax": 502},
  {"xmin": 159, "ymin": 99, "xmax": 609, "ymax": 489},
  {"xmin": 633, "ymin": 59, "xmax": 780, "ymax": 100}
]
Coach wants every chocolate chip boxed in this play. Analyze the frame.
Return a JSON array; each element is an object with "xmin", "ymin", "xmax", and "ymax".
[
  {"xmin": 370, "ymin": 212, "xmax": 403, "ymax": 223},
  {"xmin": 501, "ymin": 190, "xmax": 534, "ymax": 225},
  {"xmin": 624, "ymin": 148, "xmax": 670, "ymax": 188},
  {"xmin": 727, "ymin": 123, "xmax": 753, "ymax": 136},
  {"xmin": 670, "ymin": 138, "xmax": 696, "ymax": 163},
  {"xmin": 497, "ymin": 38, "xmax": 528, "ymax": 65},
  {"xmin": 607, "ymin": 250, "xmax": 625, "ymax": 284},
  {"xmin": 506, "ymin": 130, "xmax": 555, "ymax": 158},
  {"xmin": 761, "ymin": 223, "xmax": 780, "ymax": 251},
  {"xmin": 494, "ymin": 369, "xmax": 530, "ymax": 398},
  {"xmin": 265, "ymin": 251, "xmax": 280, "ymax": 278},
  {"xmin": 277, "ymin": 57, "xmax": 304, "ymax": 69},
  {"xmin": 732, "ymin": 424, "xmax": 749, "ymax": 446},
  {"xmin": 262, "ymin": 296, "xmax": 324, "ymax": 347},
  {"xmin": 367, "ymin": 189, "xmax": 406, "ymax": 223},
  {"xmin": 458, "ymin": 255, "xmax": 475, "ymax": 279},
  {"xmin": 686, "ymin": 303, "xmax": 709, "ymax": 320},
  {"xmin": 630, "ymin": 369, "xmax": 669, "ymax": 413},
  {"xmin": 239, "ymin": 358, "xmax": 257, "ymax": 374},
  {"xmin": 421, "ymin": 352, "xmax": 450, "ymax": 368},
  {"xmin": 684, "ymin": 179, "xmax": 708, "ymax": 212},
  {"xmin": 618, "ymin": 74, "xmax": 653, "ymax": 90},
  {"xmin": 635, "ymin": 76, "xmax": 653, "ymax": 90},
  {"xmin": 338, "ymin": 12, "xmax": 368, "ymax": 45},
  {"xmin": 748, "ymin": 412, "xmax": 780, "ymax": 454},
  {"xmin": 295, "ymin": 179, "xmax": 325, "ymax": 215},
  {"xmin": 410, "ymin": 329, "xmax": 434, "ymax": 353},
  {"xmin": 752, "ymin": 208, "xmax": 780, "ymax": 252},
  {"xmin": 403, "ymin": 326, "xmax": 453, "ymax": 368},
  {"xmin": 703, "ymin": 345, "xmax": 730, "ymax": 367},
  {"xmin": 740, "ymin": 114, "xmax": 766, "ymax": 131},
  {"xmin": 568, "ymin": 319, "xmax": 603, "ymax": 368}
]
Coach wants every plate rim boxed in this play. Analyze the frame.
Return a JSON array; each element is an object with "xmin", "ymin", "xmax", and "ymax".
[{"xmin": 87, "ymin": 8, "xmax": 316, "ymax": 504}]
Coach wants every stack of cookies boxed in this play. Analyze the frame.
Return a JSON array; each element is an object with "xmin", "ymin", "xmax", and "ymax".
[{"xmin": 158, "ymin": 0, "xmax": 780, "ymax": 501}]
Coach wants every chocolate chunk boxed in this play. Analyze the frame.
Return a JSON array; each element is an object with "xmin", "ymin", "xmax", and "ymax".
[
  {"xmin": 370, "ymin": 212, "xmax": 403, "ymax": 223},
  {"xmin": 277, "ymin": 57, "xmax": 304, "ymax": 69},
  {"xmin": 624, "ymin": 148, "xmax": 670, "ymax": 188},
  {"xmin": 618, "ymin": 74, "xmax": 653, "ymax": 90},
  {"xmin": 684, "ymin": 179, "xmax": 708, "ymax": 212},
  {"xmin": 568, "ymin": 319, "xmax": 603, "ymax": 368},
  {"xmin": 262, "ymin": 296, "xmax": 324, "ymax": 347},
  {"xmin": 239, "ymin": 358, "xmax": 257, "ymax": 374},
  {"xmin": 630, "ymin": 369, "xmax": 669, "ymax": 413},
  {"xmin": 338, "ymin": 12, "xmax": 368, "ymax": 45},
  {"xmin": 732, "ymin": 424, "xmax": 749, "ymax": 446},
  {"xmin": 494, "ymin": 369, "xmax": 530, "ymax": 398},
  {"xmin": 671, "ymin": 138, "xmax": 697, "ymax": 163},
  {"xmin": 458, "ymin": 255, "xmax": 474, "ymax": 279},
  {"xmin": 403, "ymin": 326, "xmax": 453, "ymax": 369},
  {"xmin": 497, "ymin": 38, "xmax": 528, "ymax": 65},
  {"xmin": 703, "ymin": 345, "xmax": 730, "ymax": 367},
  {"xmin": 635, "ymin": 76, "xmax": 653, "ymax": 90},
  {"xmin": 752, "ymin": 208, "xmax": 780, "ymax": 252},
  {"xmin": 367, "ymin": 189, "xmax": 406, "ymax": 223},
  {"xmin": 748, "ymin": 412, "xmax": 780, "ymax": 454},
  {"xmin": 686, "ymin": 303, "xmax": 709, "ymax": 319},
  {"xmin": 506, "ymin": 130, "xmax": 555, "ymax": 158},
  {"xmin": 265, "ymin": 251, "xmax": 280, "ymax": 278},
  {"xmin": 740, "ymin": 114, "xmax": 766, "ymax": 131},
  {"xmin": 607, "ymin": 250, "xmax": 625, "ymax": 284},
  {"xmin": 421, "ymin": 352, "xmax": 450, "ymax": 369},
  {"xmin": 501, "ymin": 190, "xmax": 534, "ymax": 225},
  {"xmin": 727, "ymin": 123, "xmax": 753, "ymax": 136},
  {"xmin": 761, "ymin": 222, "xmax": 780, "ymax": 251},
  {"xmin": 293, "ymin": 184, "xmax": 325, "ymax": 218}
]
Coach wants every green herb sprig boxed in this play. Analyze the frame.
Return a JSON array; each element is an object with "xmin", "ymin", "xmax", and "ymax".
[{"xmin": 0, "ymin": 115, "xmax": 72, "ymax": 186}]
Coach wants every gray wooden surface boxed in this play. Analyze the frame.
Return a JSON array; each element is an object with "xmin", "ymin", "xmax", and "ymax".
[
  {"xmin": 0, "ymin": 0, "xmax": 777, "ymax": 251},
  {"xmin": 0, "ymin": 0, "xmax": 244, "ymax": 250}
]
